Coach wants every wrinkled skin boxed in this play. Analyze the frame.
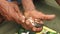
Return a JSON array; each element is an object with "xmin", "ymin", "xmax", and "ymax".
[
  {"xmin": 22, "ymin": 0, "xmax": 55, "ymax": 32},
  {"xmin": 0, "ymin": 0, "xmax": 56, "ymax": 32},
  {"xmin": 0, "ymin": 0, "xmax": 25, "ymax": 24},
  {"xmin": 24, "ymin": 10, "xmax": 55, "ymax": 32}
]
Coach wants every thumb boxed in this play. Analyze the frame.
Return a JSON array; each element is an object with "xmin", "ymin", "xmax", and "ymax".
[{"xmin": 41, "ymin": 14, "xmax": 55, "ymax": 20}]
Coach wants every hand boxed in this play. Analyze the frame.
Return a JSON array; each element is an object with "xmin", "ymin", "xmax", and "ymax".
[
  {"xmin": 20, "ymin": 17, "xmax": 43, "ymax": 32},
  {"xmin": 23, "ymin": 10, "xmax": 55, "ymax": 32}
]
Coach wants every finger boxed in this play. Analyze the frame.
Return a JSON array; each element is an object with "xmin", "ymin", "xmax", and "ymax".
[
  {"xmin": 32, "ymin": 27, "xmax": 43, "ymax": 32},
  {"xmin": 32, "ymin": 21, "xmax": 43, "ymax": 32},
  {"xmin": 36, "ymin": 27, "xmax": 43, "ymax": 32},
  {"xmin": 41, "ymin": 14, "xmax": 55, "ymax": 20},
  {"xmin": 21, "ymin": 23, "xmax": 29, "ymax": 30},
  {"xmin": 25, "ymin": 19, "xmax": 34, "ymax": 28},
  {"xmin": 39, "ymin": 20, "xmax": 44, "ymax": 24}
]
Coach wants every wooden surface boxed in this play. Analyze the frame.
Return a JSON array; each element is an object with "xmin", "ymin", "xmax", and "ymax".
[{"xmin": 0, "ymin": 0, "xmax": 60, "ymax": 34}]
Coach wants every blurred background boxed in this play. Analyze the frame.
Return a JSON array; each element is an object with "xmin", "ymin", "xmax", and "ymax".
[{"xmin": 0, "ymin": 0, "xmax": 60, "ymax": 34}]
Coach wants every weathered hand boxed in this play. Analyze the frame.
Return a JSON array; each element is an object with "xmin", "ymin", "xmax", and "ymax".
[
  {"xmin": 20, "ymin": 17, "xmax": 43, "ymax": 32},
  {"xmin": 24, "ymin": 10, "xmax": 55, "ymax": 32}
]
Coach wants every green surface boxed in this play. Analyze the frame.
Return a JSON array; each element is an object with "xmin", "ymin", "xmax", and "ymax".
[{"xmin": 0, "ymin": 0, "xmax": 60, "ymax": 34}]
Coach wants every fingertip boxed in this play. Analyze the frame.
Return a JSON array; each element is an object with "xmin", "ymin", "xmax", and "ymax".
[{"xmin": 44, "ymin": 14, "xmax": 56, "ymax": 20}]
